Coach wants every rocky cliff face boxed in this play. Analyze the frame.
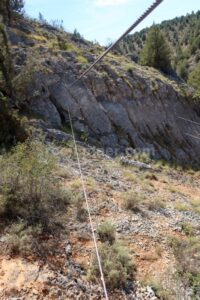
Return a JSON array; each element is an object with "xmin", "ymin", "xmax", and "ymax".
[{"xmin": 9, "ymin": 16, "xmax": 200, "ymax": 164}]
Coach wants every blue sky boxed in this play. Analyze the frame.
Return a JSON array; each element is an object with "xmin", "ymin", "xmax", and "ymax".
[{"xmin": 25, "ymin": 0, "xmax": 200, "ymax": 45}]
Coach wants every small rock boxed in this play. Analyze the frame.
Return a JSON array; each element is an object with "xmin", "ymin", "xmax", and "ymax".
[{"xmin": 65, "ymin": 243, "xmax": 72, "ymax": 256}]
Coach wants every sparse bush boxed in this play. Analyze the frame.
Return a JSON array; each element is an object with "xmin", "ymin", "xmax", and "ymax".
[
  {"xmin": 71, "ymin": 178, "xmax": 82, "ymax": 190},
  {"xmin": 181, "ymin": 222, "xmax": 194, "ymax": 236},
  {"xmin": 77, "ymin": 207, "xmax": 88, "ymax": 223},
  {"xmin": 77, "ymin": 55, "xmax": 88, "ymax": 64},
  {"xmin": 0, "ymin": 137, "xmax": 72, "ymax": 228},
  {"xmin": 3, "ymin": 222, "xmax": 42, "ymax": 256},
  {"xmin": 50, "ymin": 186, "xmax": 74, "ymax": 209},
  {"xmin": 56, "ymin": 165, "xmax": 72, "ymax": 179},
  {"xmin": 174, "ymin": 202, "xmax": 189, "ymax": 212},
  {"xmin": 73, "ymin": 191, "xmax": 87, "ymax": 222},
  {"xmin": 97, "ymin": 221, "xmax": 116, "ymax": 244},
  {"xmin": 169, "ymin": 185, "xmax": 178, "ymax": 193},
  {"xmin": 147, "ymin": 197, "xmax": 166, "ymax": 211},
  {"xmin": 143, "ymin": 268, "xmax": 191, "ymax": 300},
  {"xmin": 123, "ymin": 170, "xmax": 137, "ymax": 183},
  {"xmin": 148, "ymin": 281, "xmax": 172, "ymax": 300},
  {"xmin": 123, "ymin": 190, "xmax": 143, "ymax": 211},
  {"xmin": 168, "ymin": 236, "xmax": 200, "ymax": 297},
  {"xmin": 86, "ymin": 177, "xmax": 97, "ymax": 188},
  {"xmin": 57, "ymin": 37, "xmax": 68, "ymax": 51},
  {"xmin": 191, "ymin": 198, "xmax": 200, "ymax": 208},
  {"xmin": 88, "ymin": 242, "xmax": 135, "ymax": 289}
]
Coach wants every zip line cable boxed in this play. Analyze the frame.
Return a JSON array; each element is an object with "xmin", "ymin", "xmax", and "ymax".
[
  {"xmin": 185, "ymin": 133, "xmax": 200, "ymax": 141},
  {"xmin": 66, "ymin": 1, "xmax": 165, "ymax": 299},
  {"xmin": 178, "ymin": 116, "xmax": 200, "ymax": 127},
  {"xmin": 70, "ymin": 0, "xmax": 164, "ymax": 87},
  {"xmin": 178, "ymin": 117, "xmax": 200, "ymax": 141},
  {"xmin": 67, "ymin": 107, "xmax": 109, "ymax": 300}
]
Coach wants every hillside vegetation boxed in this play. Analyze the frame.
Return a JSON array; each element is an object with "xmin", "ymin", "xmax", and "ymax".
[
  {"xmin": 1, "ymin": 2, "xmax": 200, "ymax": 299},
  {"xmin": 117, "ymin": 10, "xmax": 200, "ymax": 80}
]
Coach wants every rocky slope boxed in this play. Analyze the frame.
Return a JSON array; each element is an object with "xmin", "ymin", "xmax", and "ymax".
[
  {"xmin": 7, "ymin": 15, "xmax": 200, "ymax": 165},
  {"xmin": 1, "ymin": 140, "xmax": 200, "ymax": 299}
]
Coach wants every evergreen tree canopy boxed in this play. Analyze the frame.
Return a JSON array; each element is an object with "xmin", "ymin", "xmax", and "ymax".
[
  {"xmin": 139, "ymin": 25, "xmax": 171, "ymax": 73},
  {"xmin": 177, "ymin": 60, "xmax": 188, "ymax": 81},
  {"xmin": 188, "ymin": 63, "xmax": 200, "ymax": 92},
  {"xmin": 0, "ymin": 0, "xmax": 24, "ymax": 24},
  {"xmin": 10, "ymin": 0, "xmax": 24, "ymax": 13},
  {"xmin": 0, "ymin": 23, "xmax": 13, "ymax": 97},
  {"xmin": 116, "ymin": 11, "xmax": 200, "ymax": 79},
  {"xmin": 0, "ymin": 0, "xmax": 10, "ymax": 23}
]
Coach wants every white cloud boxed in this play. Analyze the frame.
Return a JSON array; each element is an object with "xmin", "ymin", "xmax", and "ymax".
[{"xmin": 94, "ymin": 0, "xmax": 130, "ymax": 7}]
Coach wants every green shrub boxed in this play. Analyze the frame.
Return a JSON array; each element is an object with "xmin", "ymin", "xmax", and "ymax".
[
  {"xmin": 148, "ymin": 280, "xmax": 172, "ymax": 300},
  {"xmin": 181, "ymin": 222, "xmax": 194, "ymax": 236},
  {"xmin": 127, "ymin": 67, "xmax": 134, "ymax": 75},
  {"xmin": 0, "ymin": 96, "xmax": 27, "ymax": 149},
  {"xmin": 177, "ymin": 60, "xmax": 188, "ymax": 80},
  {"xmin": 0, "ymin": 137, "xmax": 72, "ymax": 228},
  {"xmin": 73, "ymin": 191, "xmax": 87, "ymax": 222},
  {"xmin": 168, "ymin": 236, "xmax": 200, "ymax": 297},
  {"xmin": 88, "ymin": 242, "xmax": 135, "ymax": 289},
  {"xmin": 77, "ymin": 207, "xmax": 88, "ymax": 222},
  {"xmin": 97, "ymin": 221, "xmax": 116, "ymax": 244},
  {"xmin": 3, "ymin": 222, "xmax": 42, "ymax": 256},
  {"xmin": 123, "ymin": 190, "xmax": 143, "ymax": 211},
  {"xmin": 188, "ymin": 62, "xmax": 200, "ymax": 92},
  {"xmin": 77, "ymin": 55, "xmax": 88, "ymax": 64},
  {"xmin": 147, "ymin": 197, "xmax": 166, "ymax": 211},
  {"xmin": 57, "ymin": 41, "xmax": 79, "ymax": 53},
  {"xmin": 58, "ymin": 41, "xmax": 68, "ymax": 51}
]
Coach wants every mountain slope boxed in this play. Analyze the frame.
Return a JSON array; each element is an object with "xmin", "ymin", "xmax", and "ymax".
[
  {"xmin": 116, "ymin": 10, "xmax": 200, "ymax": 79},
  {"xmin": 1, "ymin": 14, "xmax": 200, "ymax": 165}
]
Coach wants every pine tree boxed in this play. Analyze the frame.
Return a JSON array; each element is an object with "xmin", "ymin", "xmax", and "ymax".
[
  {"xmin": 10, "ymin": 0, "xmax": 24, "ymax": 13},
  {"xmin": 177, "ymin": 61, "xmax": 188, "ymax": 81},
  {"xmin": 140, "ymin": 25, "xmax": 171, "ymax": 73},
  {"xmin": 38, "ymin": 12, "xmax": 46, "ymax": 24},
  {"xmin": 0, "ymin": 0, "xmax": 11, "ymax": 24},
  {"xmin": 72, "ymin": 29, "xmax": 83, "ymax": 42},
  {"xmin": 0, "ymin": 23, "xmax": 13, "ymax": 98},
  {"xmin": 0, "ymin": 1, "xmax": 22, "ymax": 98},
  {"xmin": 0, "ymin": 0, "xmax": 24, "ymax": 24}
]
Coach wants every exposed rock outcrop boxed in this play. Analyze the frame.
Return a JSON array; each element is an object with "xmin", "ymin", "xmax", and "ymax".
[{"xmin": 10, "ymin": 17, "xmax": 200, "ymax": 164}]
